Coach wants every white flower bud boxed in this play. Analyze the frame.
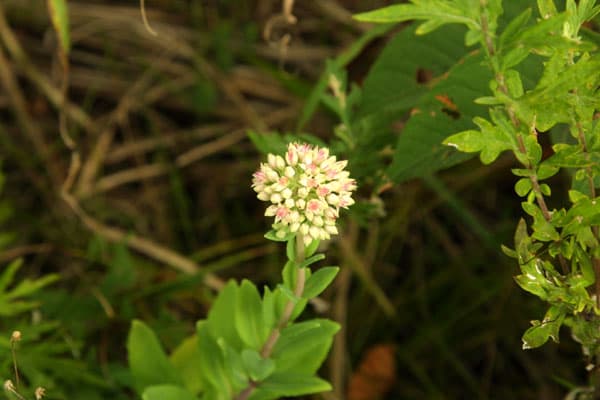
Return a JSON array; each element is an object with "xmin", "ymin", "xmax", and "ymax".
[
  {"xmin": 286, "ymin": 145, "xmax": 298, "ymax": 165},
  {"xmin": 303, "ymin": 234, "xmax": 313, "ymax": 246},
  {"xmin": 270, "ymin": 193, "xmax": 282, "ymax": 203},
  {"xmin": 325, "ymin": 225, "xmax": 338, "ymax": 235},
  {"xmin": 309, "ymin": 225, "xmax": 321, "ymax": 240},
  {"xmin": 275, "ymin": 155, "xmax": 285, "ymax": 169},
  {"xmin": 257, "ymin": 192, "xmax": 270, "ymax": 201},
  {"xmin": 327, "ymin": 193, "xmax": 339, "ymax": 206},
  {"xmin": 265, "ymin": 205, "xmax": 278, "ymax": 216},
  {"xmin": 297, "ymin": 187, "xmax": 309, "ymax": 198},
  {"xmin": 253, "ymin": 142, "xmax": 356, "ymax": 241},
  {"xmin": 300, "ymin": 223, "xmax": 310, "ymax": 235},
  {"xmin": 284, "ymin": 166, "xmax": 295, "ymax": 178},
  {"xmin": 265, "ymin": 168, "xmax": 279, "ymax": 182}
]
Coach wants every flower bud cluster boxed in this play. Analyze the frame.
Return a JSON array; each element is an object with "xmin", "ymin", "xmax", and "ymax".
[{"xmin": 252, "ymin": 142, "xmax": 356, "ymax": 245}]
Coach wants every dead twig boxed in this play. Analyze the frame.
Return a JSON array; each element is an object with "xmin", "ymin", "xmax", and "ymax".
[
  {"xmin": 139, "ymin": 0, "xmax": 157, "ymax": 36},
  {"xmin": 0, "ymin": 3, "xmax": 94, "ymax": 132},
  {"xmin": 0, "ymin": 40, "xmax": 62, "ymax": 186},
  {"xmin": 61, "ymin": 191, "xmax": 224, "ymax": 291}
]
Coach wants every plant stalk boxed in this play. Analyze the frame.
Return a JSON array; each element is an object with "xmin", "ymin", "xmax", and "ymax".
[{"xmin": 235, "ymin": 233, "xmax": 307, "ymax": 400}]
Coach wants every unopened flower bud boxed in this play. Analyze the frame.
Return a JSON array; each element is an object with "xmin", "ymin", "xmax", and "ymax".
[{"xmin": 252, "ymin": 142, "xmax": 357, "ymax": 244}]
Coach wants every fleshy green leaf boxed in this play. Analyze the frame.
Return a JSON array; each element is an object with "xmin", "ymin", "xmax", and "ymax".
[
  {"xmin": 272, "ymin": 319, "xmax": 339, "ymax": 374},
  {"xmin": 264, "ymin": 229, "xmax": 294, "ymax": 242},
  {"xmin": 170, "ymin": 335, "xmax": 203, "ymax": 394},
  {"xmin": 142, "ymin": 385, "xmax": 197, "ymax": 400},
  {"xmin": 196, "ymin": 321, "xmax": 234, "ymax": 396},
  {"xmin": 303, "ymin": 267, "xmax": 339, "ymax": 299},
  {"xmin": 515, "ymin": 178, "xmax": 532, "ymax": 197},
  {"xmin": 127, "ymin": 320, "xmax": 181, "ymax": 394},
  {"xmin": 235, "ymin": 280, "xmax": 267, "ymax": 350},
  {"xmin": 241, "ymin": 349, "xmax": 275, "ymax": 381},
  {"xmin": 207, "ymin": 280, "xmax": 245, "ymax": 350},
  {"xmin": 255, "ymin": 373, "xmax": 332, "ymax": 397}
]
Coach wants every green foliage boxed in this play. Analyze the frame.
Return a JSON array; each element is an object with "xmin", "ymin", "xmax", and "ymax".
[
  {"xmin": 360, "ymin": 0, "xmax": 600, "ymax": 395},
  {"xmin": 127, "ymin": 320, "xmax": 182, "ymax": 394},
  {"xmin": 142, "ymin": 385, "xmax": 197, "ymax": 400},
  {"xmin": 0, "ymin": 260, "xmax": 58, "ymax": 317},
  {"xmin": 127, "ymin": 233, "xmax": 339, "ymax": 399}
]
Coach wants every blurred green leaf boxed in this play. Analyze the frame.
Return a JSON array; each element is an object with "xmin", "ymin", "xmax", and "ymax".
[
  {"xmin": 272, "ymin": 319, "xmax": 339, "ymax": 374},
  {"xmin": 196, "ymin": 321, "xmax": 234, "ymax": 397},
  {"xmin": 252, "ymin": 373, "xmax": 331, "ymax": 399},
  {"xmin": 235, "ymin": 280, "xmax": 267, "ymax": 350},
  {"xmin": 47, "ymin": 0, "xmax": 70, "ymax": 54},
  {"xmin": 354, "ymin": 1, "xmax": 479, "ymax": 35},
  {"xmin": 241, "ymin": 349, "xmax": 275, "ymax": 381},
  {"xmin": 142, "ymin": 385, "xmax": 197, "ymax": 400},
  {"xmin": 127, "ymin": 320, "xmax": 181, "ymax": 394},
  {"xmin": 522, "ymin": 305, "xmax": 565, "ymax": 349},
  {"xmin": 170, "ymin": 335, "xmax": 203, "ymax": 394},
  {"xmin": 207, "ymin": 281, "xmax": 244, "ymax": 350}
]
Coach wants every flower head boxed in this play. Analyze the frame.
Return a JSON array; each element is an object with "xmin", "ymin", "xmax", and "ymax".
[{"xmin": 253, "ymin": 142, "xmax": 356, "ymax": 245}]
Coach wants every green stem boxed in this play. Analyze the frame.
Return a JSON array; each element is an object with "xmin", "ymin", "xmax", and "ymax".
[{"xmin": 235, "ymin": 233, "xmax": 307, "ymax": 400}]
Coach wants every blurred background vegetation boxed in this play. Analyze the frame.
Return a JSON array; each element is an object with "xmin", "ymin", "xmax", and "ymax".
[{"xmin": 0, "ymin": 0, "xmax": 595, "ymax": 399}]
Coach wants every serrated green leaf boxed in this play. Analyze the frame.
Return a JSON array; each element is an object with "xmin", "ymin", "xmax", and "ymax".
[
  {"xmin": 505, "ymin": 69, "xmax": 524, "ymax": 98},
  {"xmin": 127, "ymin": 320, "xmax": 181, "ymax": 394},
  {"xmin": 522, "ymin": 135, "xmax": 543, "ymax": 165},
  {"xmin": 522, "ymin": 306, "xmax": 565, "ymax": 349},
  {"xmin": 354, "ymin": 2, "xmax": 478, "ymax": 32},
  {"xmin": 443, "ymin": 115, "xmax": 516, "ymax": 165},
  {"xmin": 499, "ymin": 8, "xmax": 532, "ymax": 49},
  {"xmin": 574, "ymin": 245, "xmax": 595, "ymax": 286}
]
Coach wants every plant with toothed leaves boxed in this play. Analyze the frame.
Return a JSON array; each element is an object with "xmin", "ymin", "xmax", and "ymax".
[{"xmin": 356, "ymin": 0, "xmax": 600, "ymax": 397}]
